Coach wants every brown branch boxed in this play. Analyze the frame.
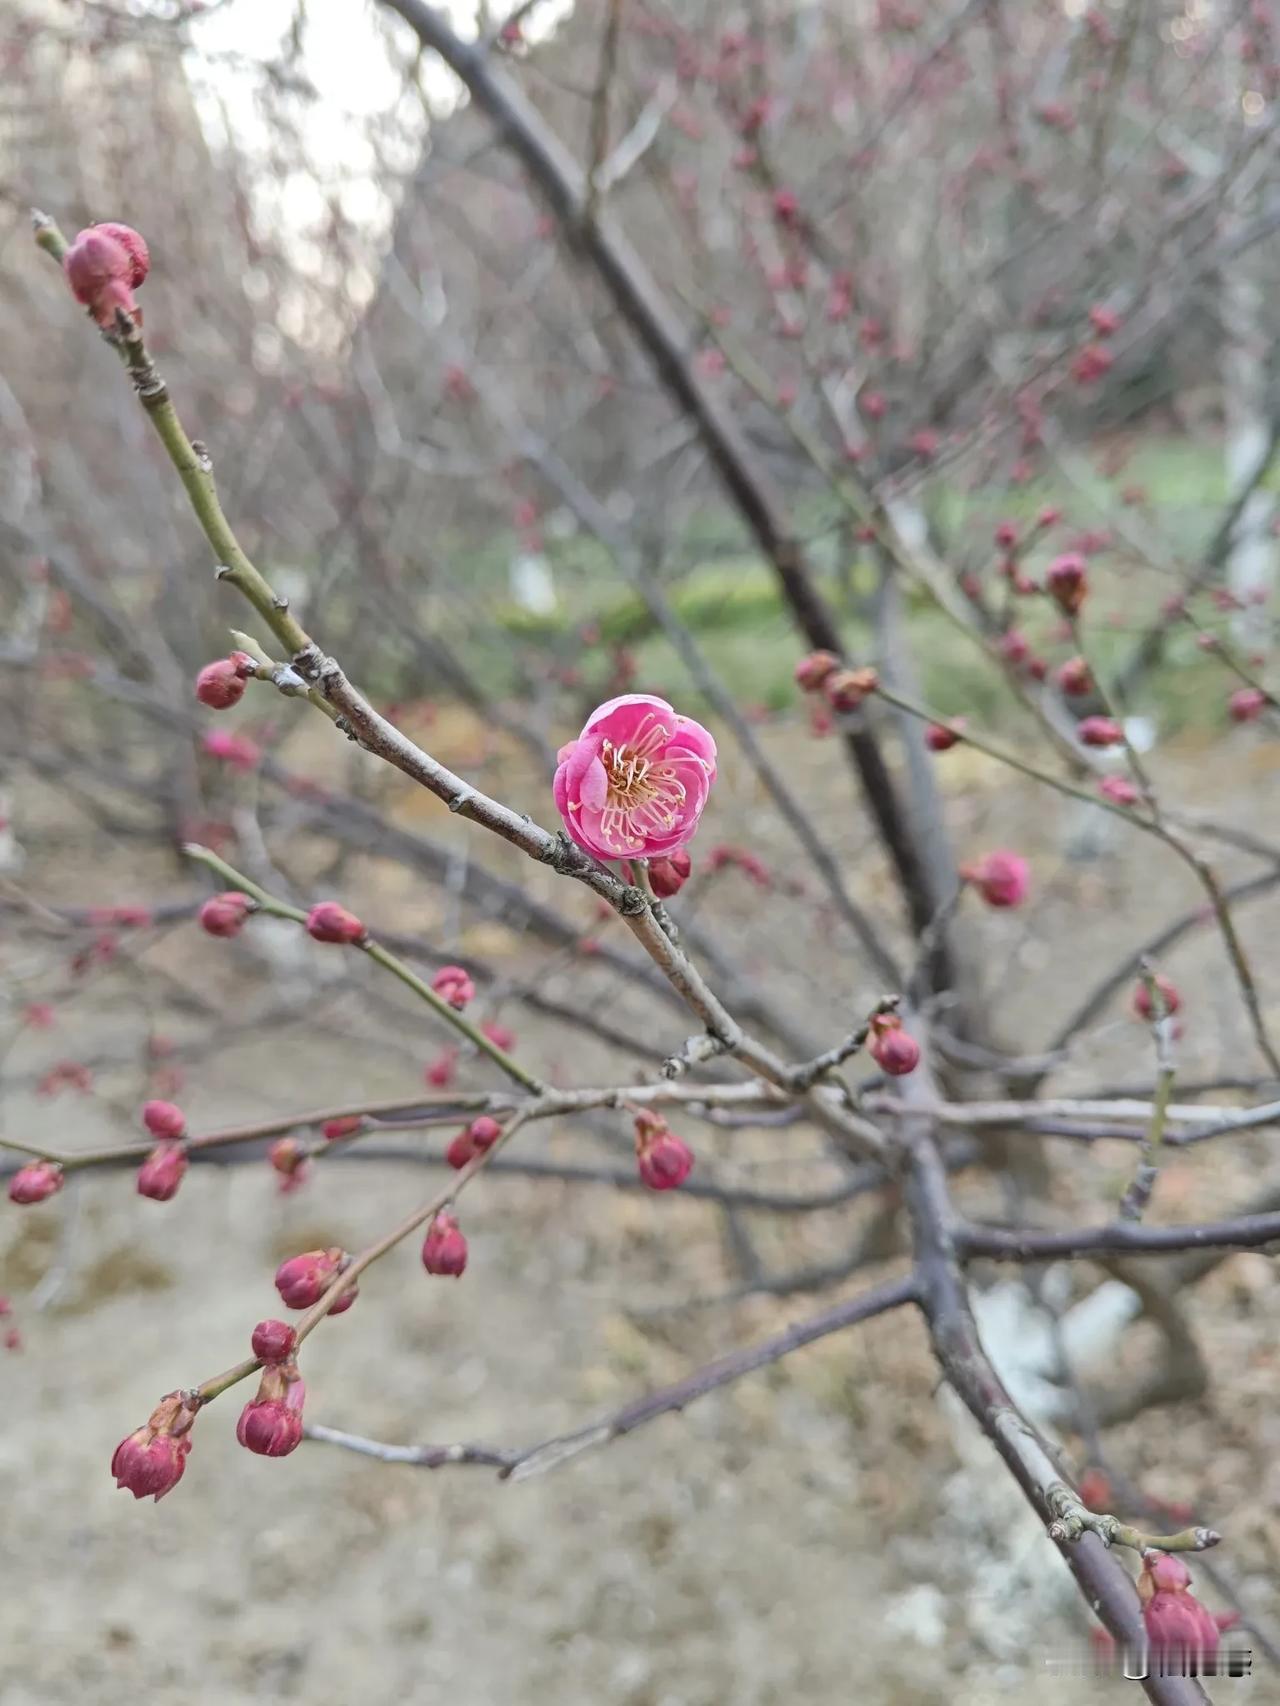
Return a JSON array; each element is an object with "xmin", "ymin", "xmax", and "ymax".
[
  {"xmin": 303, "ymin": 1273, "xmax": 918, "ymax": 1479},
  {"xmin": 375, "ymin": 0, "xmax": 943, "ymax": 949}
]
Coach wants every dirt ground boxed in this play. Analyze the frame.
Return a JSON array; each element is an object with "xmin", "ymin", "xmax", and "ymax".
[{"xmin": 3, "ymin": 711, "xmax": 1280, "ymax": 1705}]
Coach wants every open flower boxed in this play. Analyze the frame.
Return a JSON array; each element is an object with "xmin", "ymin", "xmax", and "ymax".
[{"xmin": 554, "ymin": 694, "xmax": 716, "ymax": 861}]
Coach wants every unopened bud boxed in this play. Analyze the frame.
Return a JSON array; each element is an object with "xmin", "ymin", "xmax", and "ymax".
[
  {"xmin": 199, "ymin": 891, "xmax": 253, "ymax": 938},
  {"xmin": 142, "ymin": 1099, "xmax": 186, "ymax": 1140},
  {"xmin": 305, "ymin": 902, "xmax": 366, "ymax": 945},
  {"xmin": 421, "ymin": 1211, "xmax": 468, "ymax": 1276},
  {"xmin": 251, "ymin": 1319, "xmax": 296, "ymax": 1362},
  {"xmin": 1077, "ymin": 715, "xmax": 1123, "ymax": 747},
  {"xmin": 634, "ymin": 1116, "xmax": 694, "ymax": 1191},
  {"xmin": 1046, "ymin": 553, "xmax": 1089, "ymax": 614},
  {"xmin": 823, "ymin": 666, "xmax": 879, "ymax": 712},
  {"xmin": 194, "ymin": 658, "xmax": 248, "ymax": 710},
  {"xmin": 137, "ymin": 1141, "xmax": 187, "ymax": 1202},
  {"xmin": 8, "ymin": 1160, "xmax": 63, "ymax": 1205},
  {"xmin": 963, "ymin": 849, "xmax": 1030, "ymax": 909},
  {"xmin": 868, "ymin": 1016, "xmax": 920, "ymax": 1077},
  {"xmin": 64, "ymin": 222, "xmax": 149, "ymax": 329},
  {"xmin": 430, "ymin": 965, "xmax": 476, "ymax": 1009},
  {"xmin": 648, "ymin": 849, "xmax": 692, "ymax": 898},
  {"xmin": 793, "ymin": 650, "xmax": 839, "ymax": 692}
]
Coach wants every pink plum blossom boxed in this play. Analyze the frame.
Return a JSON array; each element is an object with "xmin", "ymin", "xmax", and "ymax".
[{"xmin": 554, "ymin": 694, "xmax": 716, "ymax": 862}]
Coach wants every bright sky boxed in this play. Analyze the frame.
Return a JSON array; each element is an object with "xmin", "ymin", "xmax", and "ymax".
[{"xmin": 180, "ymin": 0, "xmax": 570, "ymax": 339}]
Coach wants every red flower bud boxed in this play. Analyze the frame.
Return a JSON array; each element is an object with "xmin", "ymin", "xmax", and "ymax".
[
  {"xmin": 1099, "ymin": 775, "xmax": 1139, "ymax": 806},
  {"xmin": 194, "ymin": 658, "xmax": 248, "ymax": 710},
  {"xmin": 793, "ymin": 649, "xmax": 839, "ymax": 691},
  {"xmin": 8, "ymin": 1161, "xmax": 64, "ymax": 1204},
  {"xmin": 111, "ymin": 1391, "xmax": 197, "ymax": 1502},
  {"xmin": 772, "ymin": 187, "xmax": 800, "ymax": 227},
  {"xmin": 137, "ymin": 1141, "xmax": 187, "ymax": 1202},
  {"xmin": 1056, "ymin": 656, "xmax": 1093, "ymax": 696},
  {"xmin": 1077, "ymin": 715, "xmax": 1123, "ymax": 747},
  {"xmin": 236, "ymin": 1367, "xmax": 305, "ymax": 1457},
  {"xmin": 925, "ymin": 720, "xmax": 965, "ymax": 752},
  {"xmin": 424, "ymin": 1048, "xmax": 457, "ymax": 1088},
  {"xmin": 993, "ymin": 520, "xmax": 1019, "ymax": 549},
  {"xmin": 1046, "ymin": 553, "xmax": 1088, "ymax": 614},
  {"xmin": 1229, "ymin": 686, "xmax": 1267, "ymax": 723},
  {"xmin": 963, "ymin": 850, "xmax": 1030, "ymax": 909},
  {"xmin": 305, "ymin": 902, "xmax": 366, "ymax": 945},
  {"xmin": 823, "ymin": 666, "xmax": 879, "ymax": 712},
  {"xmin": 421, "ymin": 1211, "xmax": 468, "ymax": 1276},
  {"xmin": 1088, "ymin": 304, "xmax": 1121, "ymax": 338},
  {"xmin": 321, "ymin": 1116, "xmax": 363, "ymax": 1141},
  {"xmin": 1071, "ymin": 342, "xmax": 1114, "ymax": 385},
  {"xmin": 445, "ymin": 1130, "xmax": 478, "ymax": 1170},
  {"xmin": 64, "ymin": 223, "xmax": 149, "ymax": 329},
  {"xmin": 199, "ymin": 890, "xmax": 253, "ymax": 938},
  {"xmin": 635, "ymin": 1116, "xmax": 694, "ymax": 1191},
  {"xmin": 1139, "ymin": 1552, "xmax": 1236, "ymax": 1666},
  {"xmin": 142, "ymin": 1099, "xmax": 186, "ymax": 1140},
  {"xmin": 430, "ymin": 965, "xmax": 476, "ymax": 1009},
  {"xmin": 1133, "ymin": 974, "xmax": 1181, "ymax": 1021},
  {"xmin": 481, "ymin": 1020, "xmax": 516, "ymax": 1051},
  {"xmin": 998, "ymin": 628, "xmax": 1030, "ymax": 665},
  {"xmin": 1037, "ymin": 505, "xmax": 1062, "ymax": 528},
  {"xmin": 468, "ymin": 1115, "xmax": 502, "ymax": 1151},
  {"xmin": 868, "ymin": 1016, "xmax": 920, "ymax": 1077},
  {"xmin": 274, "ymin": 1247, "xmax": 354, "ymax": 1312},
  {"xmin": 648, "ymin": 849, "xmax": 692, "ymax": 898},
  {"xmin": 251, "ymin": 1319, "xmax": 296, "ymax": 1362}
]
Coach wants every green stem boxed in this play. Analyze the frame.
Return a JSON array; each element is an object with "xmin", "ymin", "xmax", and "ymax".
[{"xmin": 183, "ymin": 845, "xmax": 543, "ymax": 1092}]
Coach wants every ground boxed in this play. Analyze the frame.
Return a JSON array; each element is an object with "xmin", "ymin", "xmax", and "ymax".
[{"xmin": 3, "ymin": 704, "xmax": 1279, "ymax": 1705}]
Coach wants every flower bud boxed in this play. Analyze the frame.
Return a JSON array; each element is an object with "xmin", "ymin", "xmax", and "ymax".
[
  {"xmin": 199, "ymin": 891, "xmax": 252, "ymax": 938},
  {"xmin": 1139, "ymin": 1552, "xmax": 1234, "ymax": 1666},
  {"xmin": 994, "ymin": 520, "xmax": 1019, "ymax": 549},
  {"xmin": 1046, "ymin": 553, "xmax": 1089, "ymax": 614},
  {"xmin": 421, "ymin": 1211, "xmax": 468, "ymax": 1276},
  {"xmin": 963, "ymin": 850, "xmax": 1030, "ymax": 909},
  {"xmin": 424, "ymin": 1048, "xmax": 457, "ymax": 1088},
  {"xmin": 8, "ymin": 1161, "xmax": 64, "ymax": 1205},
  {"xmin": 481, "ymin": 1020, "xmax": 516, "ymax": 1051},
  {"xmin": 236, "ymin": 1366, "xmax": 305, "ymax": 1457},
  {"xmin": 648, "ymin": 849, "xmax": 692, "ymax": 898},
  {"xmin": 274, "ymin": 1247, "xmax": 354, "ymax": 1312},
  {"xmin": 137, "ymin": 1141, "xmax": 187, "ymax": 1202},
  {"xmin": 251, "ymin": 1319, "xmax": 296, "ymax": 1362},
  {"xmin": 925, "ymin": 720, "xmax": 965, "ymax": 752},
  {"xmin": 111, "ymin": 1390, "xmax": 197, "ymax": 1501},
  {"xmin": 430, "ymin": 965, "xmax": 476, "ymax": 1009},
  {"xmin": 1133, "ymin": 974, "xmax": 1181, "ymax": 1021},
  {"xmin": 1099, "ymin": 776, "xmax": 1139, "ymax": 806},
  {"xmin": 305, "ymin": 902, "xmax": 366, "ymax": 945},
  {"xmin": 1078, "ymin": 1467, "xmax": 1112, "ymax": 1512},
  {"xmin": 321, "ymin": 1115, "xmax": 363, "ymax": 1141},
  {"xmin": 142, "ymin": 1099, "xmax": 186, "ymax": 1140},
  {"xmin": 1229, "ymin": 686, "xmax": 1267, "ymax": 723},
  {"xmin": 793, "ymin": 650, "xmax": 839, "ymax": 692},
  {"xmin": 868, "ymin": 1016, "xmax": 920, "ymax": 1077},
  {"xmin": 1077, "ymin": 715, "xmax": 1123, "ymax": 748},
  {"xmin": 269, "ymin": 1137, "xmax": 306, "ymax": 1177},
  {"xmin": 445, "ymin": 1129, "xmax": 477, "ymax": 1170},
  {"xmin": 194, "ymin": 658, "xmax": 248, "ymax": 710},
  {"xmin": 634, "ymin": 1115, "xmax": 694, "ymax": 1191},
  {"xmin": 64, "ymin": 223, "xmax": 149, "ymax": 329},
  {"xmin": 467, "ymin": 1115, "xmax": 502, "ymax": 1151},
  {"xmin": 823, "ymin": 666, "xmax": 879, "ymax": 712},
  {"xmin": 1056, "ymin": 656, "xmax": 1092, "ymax": 696}
]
